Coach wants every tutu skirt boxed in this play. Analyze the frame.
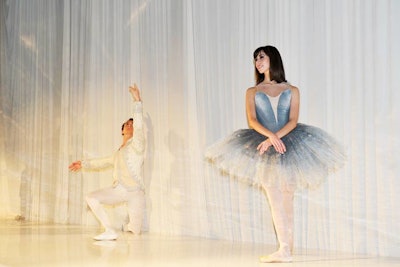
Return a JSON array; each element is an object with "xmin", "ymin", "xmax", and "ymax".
[{"xmin": 205, "ymin": 123, "xmax": 346, "ymax": 189}]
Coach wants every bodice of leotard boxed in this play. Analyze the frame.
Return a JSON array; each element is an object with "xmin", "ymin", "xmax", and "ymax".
[{"xmin": 255, "ymin": 88, "xmax": 291, "ymax": 132}]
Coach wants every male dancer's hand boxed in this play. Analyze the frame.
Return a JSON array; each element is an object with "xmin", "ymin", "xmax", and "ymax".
[
  {"xmin": 69, "ymin": 161, "xmax": 82, "ymax": 172},
  {"xmin": 129, "ymin": 83, "xmax": 141, "ymax": 101}
]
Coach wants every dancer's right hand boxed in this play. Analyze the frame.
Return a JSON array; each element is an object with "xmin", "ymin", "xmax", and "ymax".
[
  {"xmin": 69, "ymin": 161, "xmax": 82, "ymax": 172},
  {"xmin": 257, "ymin": 139, "xmax": 272, "ymax": 155}
]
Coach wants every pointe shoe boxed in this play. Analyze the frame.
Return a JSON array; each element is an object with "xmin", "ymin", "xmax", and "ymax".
[
  {"xmin": 93, "ymin": 229, "xmax": 118, "ymax": 241},
  {"xmin": 259, "ymin": 247, "xmax": 293, "ymax": 263}
]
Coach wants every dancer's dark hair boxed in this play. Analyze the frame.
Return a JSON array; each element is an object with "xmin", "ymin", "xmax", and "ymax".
[{"xmin": 253, "ymin": 45, "xmax": 287, "ymax": 85}]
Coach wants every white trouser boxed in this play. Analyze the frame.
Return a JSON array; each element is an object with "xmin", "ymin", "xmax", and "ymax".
[
  {"xmin": 262, "ymin": 185, "xmax": 295, "ymax": 251},
  {"xmin": 86, "ymin": 183, "xmax": 145, "ymax": 234}
]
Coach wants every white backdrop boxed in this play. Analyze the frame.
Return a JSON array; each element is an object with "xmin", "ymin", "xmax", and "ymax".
[{"xmin": 1, "ymin": 0, "xmax": 399, "ymax": 257}]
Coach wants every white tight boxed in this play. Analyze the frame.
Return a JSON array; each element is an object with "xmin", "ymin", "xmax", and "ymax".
[
  {"xmin": 262, "ymin": 185, "xmax": 295, "ymax": 251},
  {"xmin": 86, "ymin": 184, "xmax": 145, "ymax": 234}
]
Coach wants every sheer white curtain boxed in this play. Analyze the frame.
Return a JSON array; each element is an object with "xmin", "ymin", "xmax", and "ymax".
[{"xmin": 1, "ymin": 0, "xmax": 399, "ymax": 257}]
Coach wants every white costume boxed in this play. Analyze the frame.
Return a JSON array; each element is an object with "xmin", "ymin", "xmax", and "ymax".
[{"xmin": 82, "ymin": 101, "xmax": 145, "ymax": 239}]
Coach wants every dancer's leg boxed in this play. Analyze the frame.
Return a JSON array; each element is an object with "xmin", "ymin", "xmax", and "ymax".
[
  {"xmin": 124, "ymin": 189, "xmax": 145, "ymax": 234},
  {"xmin": 260, "ymin": 185, "xmax": 292, "ymax": 263},
  {"xmin": 86, "ymin": 185, "xmax": 127, "ymax": 240},
  {"xmin": 282, "ymin": 186, "xmax": 295, "ymax": 252}
]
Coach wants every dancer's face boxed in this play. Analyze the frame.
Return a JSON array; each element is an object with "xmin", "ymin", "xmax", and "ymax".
[
  {"xmin": 122, "ymin": 120, "xmax": 134, "ymax": 137},
  {"xmin": 254, "ymin": 51, "xmax": 270, "ymax": 74}
]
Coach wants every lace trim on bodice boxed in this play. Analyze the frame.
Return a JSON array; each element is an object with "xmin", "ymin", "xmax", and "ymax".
[{"xmin": 266, "ymin": 93, "xmax": 281, "ymax": 123}]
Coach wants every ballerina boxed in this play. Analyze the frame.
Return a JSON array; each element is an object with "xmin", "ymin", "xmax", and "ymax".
[{"xmin": 206, "ymin": 46, "xmax": 345, "ymax": 263}]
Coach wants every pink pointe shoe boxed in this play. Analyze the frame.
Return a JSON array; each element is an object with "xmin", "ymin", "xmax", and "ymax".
[{"xmin": 259, "ymin": 246, "xmax": 293, "ymax": 263}]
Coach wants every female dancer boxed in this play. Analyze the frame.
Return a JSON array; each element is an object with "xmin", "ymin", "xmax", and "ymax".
[{"xmin": 206, "ymin": 46, "xmax": 345, "ymax": 263}]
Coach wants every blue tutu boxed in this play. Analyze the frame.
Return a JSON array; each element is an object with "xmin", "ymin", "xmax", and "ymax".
[{"xmin": 205, "ymin": 88, "xmax": 346, "ymax": 189}]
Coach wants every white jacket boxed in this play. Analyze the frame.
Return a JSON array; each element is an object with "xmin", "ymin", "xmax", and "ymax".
[{"xmin": 82, "ymin": 101, "xmax": 145, "ymax": 191}]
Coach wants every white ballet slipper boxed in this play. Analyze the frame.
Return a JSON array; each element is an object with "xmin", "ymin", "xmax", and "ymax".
[{"xmin": 93, "ymin": 229, "xmax": 118, "ymax": 241}]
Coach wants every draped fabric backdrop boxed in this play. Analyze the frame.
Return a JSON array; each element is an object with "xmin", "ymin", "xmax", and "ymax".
[{"xmin": 1, "ymin": 0, "xmax": 399, "ymax": 258}]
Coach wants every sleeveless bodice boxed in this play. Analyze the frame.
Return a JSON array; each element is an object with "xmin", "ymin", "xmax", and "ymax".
[{"xmin": 255, "ymin": 88, "xmax": 291, "ymax": 132}]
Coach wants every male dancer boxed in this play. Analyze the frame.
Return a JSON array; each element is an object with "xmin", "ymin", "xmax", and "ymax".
[{"xmin": 69, "ymin": 84, "xmax": 145, "ymax": 241}]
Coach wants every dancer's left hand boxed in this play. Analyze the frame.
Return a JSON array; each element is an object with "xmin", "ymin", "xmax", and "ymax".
[
  {"xmin": 129, "ymin": 83, "xmax": 141, "ymax": 101},
  {"xmin": 257, "ymin": 137, "xmax": 286, "ymax": 155}
]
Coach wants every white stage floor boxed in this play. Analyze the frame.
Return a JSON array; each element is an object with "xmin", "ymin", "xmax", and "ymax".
[{"xmin": 0, "ymin": 220, "xmax": 398, "ymax": 267}]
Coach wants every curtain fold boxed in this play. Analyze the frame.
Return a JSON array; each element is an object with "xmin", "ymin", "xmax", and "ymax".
[{"xmin": 0, "ymin": 0, "xmax": 399, "ymax": 257}]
